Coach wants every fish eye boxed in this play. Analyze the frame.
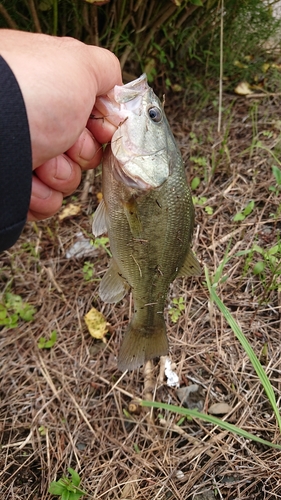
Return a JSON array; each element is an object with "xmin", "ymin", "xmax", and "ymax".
[{"xmin": 147, "ymin": 106, "xmax": 162, "ymax": 123}]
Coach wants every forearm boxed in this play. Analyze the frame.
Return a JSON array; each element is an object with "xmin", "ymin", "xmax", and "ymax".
[{"xmin": 0, "ymin": 56, "xmax": 32, "ymax": 252}]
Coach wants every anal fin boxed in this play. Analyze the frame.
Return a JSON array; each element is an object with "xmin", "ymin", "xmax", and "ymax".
[
  {"xmin": 99, "ymin": 258, "xmax": 130, "ymax": 303},
  {"xmin": 177, "ymin": 249, "xmax": 201, "ymax": 278}
]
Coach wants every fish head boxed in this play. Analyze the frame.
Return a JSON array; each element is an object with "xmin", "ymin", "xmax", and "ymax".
[{"xmin": 95, "ymin": 74, "xmax": 175, "ymax": 190}]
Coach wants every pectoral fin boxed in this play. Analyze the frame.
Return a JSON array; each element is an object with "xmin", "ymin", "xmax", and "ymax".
[
  {"xmin": 177, "ymin": 249, "xmax": 201, "ymax": 278},
  {"xmin": 99, "ymin": 258, "xmax": 130, "ymax": 303},
  {"xmin": 123, "ymin": 198, "xmax": 142, "ymax": 238},
  {"xmin": 92, "ymin": 199, "xmax": 108, "ymax": 237}
]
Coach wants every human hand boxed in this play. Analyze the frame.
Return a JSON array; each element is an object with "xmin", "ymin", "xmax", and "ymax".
[{"xmin": 0, "ymin": 30, "xmax": 122, "ymax": 221}]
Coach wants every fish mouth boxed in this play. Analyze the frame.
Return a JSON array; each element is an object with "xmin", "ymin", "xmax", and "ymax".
[
  {"xmin": 112, "ymin": 156, "xmax": 154, "ymax": 190},
  {"xmin": 94, "ymin": 74, "xmax": 149, "ymax": 127}
]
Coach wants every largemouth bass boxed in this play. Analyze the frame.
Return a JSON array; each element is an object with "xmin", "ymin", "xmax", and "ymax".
[{"xmin": 93, "ymin": 74, "xmax": 201, "ymax": 372}]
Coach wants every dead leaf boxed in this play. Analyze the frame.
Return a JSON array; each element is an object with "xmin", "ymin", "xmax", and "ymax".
[
  {"xmin": 234, "ymin": 81, "xmax": 253, "ymax": 95},
  {"xmin": 58, "ymin": 203, "xmax": 81, "ymax": 220},
  {"xmin": 208, "ymin": 402, "xmax": 232, "ymax": 415},
  {"xmin": 96, "ymin": 192, "xmax": 103, "ymax": 203},
  {"xmin": 84, "ymin": 307, "xmax": 109, "ymax": 342}
]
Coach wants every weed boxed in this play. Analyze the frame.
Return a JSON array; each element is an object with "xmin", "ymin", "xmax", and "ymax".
[
  {"xmin": 269, "ymin": 165, "xmax": 281, "ymax": 196},
  {"xmin": 192, "ymin": 195, "xmax": 213, "ymax": 215},
  {"xmin": 169, "ymin": 297, "xmax": 185, "ymax": 323},
  {"xmin": 38, "ymin": 330, "xmax": 57, "ymax": 349},
  {"xmin": 82, "ymin": 261, "xmax": 95, "ymax": 282},
  {"xmin": 142, "ymin": 265, "xmax": 281, "ymax": 451},
  {"xmin": 237, "ymin": 240, "xmax": 281, "ymax": 299},
  {"xmin": 233, "ymin": 200, "xmax": 255, "ymax": 222},
  {"xmin": 92, "ymin": 237, "xmax": 111, "ymax": 257},
  {"xmin": 49, "ymin": 468, "xmax": 87, "ymax": 500},
  {"xmin": 0, "ymin": 292, "xmax": 36, "ymax": 328}
]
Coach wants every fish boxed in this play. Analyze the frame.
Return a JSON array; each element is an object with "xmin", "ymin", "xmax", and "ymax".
[{"xmin": 92, "ymin": 74, "xmax": 201, "ymax": 372}]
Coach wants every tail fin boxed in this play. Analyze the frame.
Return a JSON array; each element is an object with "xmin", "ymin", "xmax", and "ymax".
[{"xmin": 117, "ymin": 314, "xmax": 169, "ymax": 372}]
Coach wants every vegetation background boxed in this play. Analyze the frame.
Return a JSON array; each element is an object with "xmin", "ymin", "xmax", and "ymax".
[{"xmin": 1, "ymin": 0, "xmax": 281, "ymax": 499}]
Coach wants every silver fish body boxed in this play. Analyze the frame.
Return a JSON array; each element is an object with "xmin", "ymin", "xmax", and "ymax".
[{"xmin": 93, "ymin": 74, "xmax": 200, "ymax": 371}]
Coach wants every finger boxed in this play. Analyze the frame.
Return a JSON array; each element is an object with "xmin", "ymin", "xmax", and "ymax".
[
  {"xmin": 66, "ymin": 128, "xmax": 103, "ymax": 170},
  {"xmin": 35, "ymin": 155, "xmax": 82, "ymax": 195},
  {"xmin": 87, "ymin": 111, "xmax": 117, "ymax": 145},
  {"xmin": 28, "ymin": 175, "xmax": 63, "ymax": 221}
]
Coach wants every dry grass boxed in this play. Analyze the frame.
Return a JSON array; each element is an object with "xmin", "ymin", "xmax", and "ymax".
[{"xmin": 1, "ymin": 94, "xmax": 281, "ymax": 499}]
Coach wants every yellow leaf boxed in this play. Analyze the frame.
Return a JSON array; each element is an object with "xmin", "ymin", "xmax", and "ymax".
[
  {"xmin": 171, "ymin": 84, "xmax": 183, "ymax": 92},
  {"xmin": 234, "ymin": 60, "xmax": 248, "ymax": 69},
  {"xmin": 96, "ymin": 192, "xmax": 103, "ymax": 203},
  {"xmin": 234, "ymin": 81, "xmax": 253, "ymax": 95},
  {"xmin": 262, "ymin": 63, "xmax": 270, "ymax": 73},
  {"xmin": 84, "ymin": 307, "xmax": 109, "ymax": 342},
  {"xmin": 58, "ymin": 203, "xmax": 81, "ymax": 220}
]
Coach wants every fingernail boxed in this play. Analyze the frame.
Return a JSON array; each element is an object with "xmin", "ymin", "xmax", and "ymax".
[
  {"xmin": 55, "ymin": 156, "xmax": 73, "ymax": 180},
  {"xmin": 79, "ymin": 130, "xmax": 96, "ymax": 161},
  {"xmin": 32, "ymin": 176, "xmax": 52, "ymax": 199}
]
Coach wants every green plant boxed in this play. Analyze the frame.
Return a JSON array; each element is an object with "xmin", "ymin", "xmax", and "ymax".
[
  {"xmin": 82, "ymin": 261, "xmax": 95, "ymax": 282},
  {"xmin": 0, "ymin": 292, "xmax": 36, "ymax": 328},
  {"xmin": 92, "ymin": 237, "xmax": 111, "ymax": 257},
  {"xmin": 237, "ymin": 240, "xmax": 281, "ymax": 298},
  {"xmin": 141, "ymin": 264, "xmax": 281, "ymax": 449},
  {"xmin": 233, "ymin": 200, "xmax": 255, "ymax": 221},
  {"xmin": 49, "ymin": 468, "xmax": 87, "ymax": 500},
  {"xmin": 38, "ymin": 330, "xmax": 57, "ymax": 349},
  {"xmin": 192, "ymin": 195, "xmax": 213, "ymax": 215},
  {"xmin": 169, "ymin": 297, "xmax": 185, "ymax": 323},
  {"xmin": 269, "ymin": 165, "xmax": 281, "ymax": 196}
]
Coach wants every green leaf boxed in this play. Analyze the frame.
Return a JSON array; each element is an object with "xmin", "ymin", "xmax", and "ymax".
[
  {"xmin": 61, "ymin": 490, "xmax": 70, "ymax": 500},
  {"xmin": 243, "ymin": 200, "xmax": 255, "ymax": 216},
  {"xmin": 253, "ymin": 261, "xmax": 266, "ymax": 275},
  {"xmin": 68, "ymin": 468, "xmax": 81, "ymax": 487},
  {"xmin": 49, "ymin": 481, "xmax": 65, "ymax": 495},
  {"xmin": 205, "ymin": 265, "xmax": 281, "ymax": 434},
  {"xmin": 272, "ymin": 165, "xmax": 281, "ymax": 186},
  {"xmin": 191, "ymin": 176, "xmax": 200, "ymax": 190},
  {"xmin": 140, "ymin": 400, "xmax": 281, "ymax": 449},
  {"xmin": 19, "ymin": 304, "xmax": 36, "ymax": 322},
  {"xmin": 233, "ymin": 212, "xmax": 245, "ymax": 221},
  {"xmin": 0, "ymin": 305, "xmax": 7, "ymax": 320},
  {"xmin": 190, "ymin": 0, "xmax": 203, "ymax": 8},
  {"xmin": 38, "ymin": 330, "xmax": 57, "ymax": 349}
]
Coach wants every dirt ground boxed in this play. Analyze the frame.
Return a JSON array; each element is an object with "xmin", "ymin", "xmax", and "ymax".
[{"xmin": 1, "ymin": 92, "xmax": 281, "ymax": 500}]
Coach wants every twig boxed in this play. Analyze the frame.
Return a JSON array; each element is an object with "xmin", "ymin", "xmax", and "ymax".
[
  {"xmin": 28, "ymin": 0, "xmax": 42, "ymax": 32},
  {"xmin": 0, "ymin": 3, "xmax": 18, "ymax": 29}
]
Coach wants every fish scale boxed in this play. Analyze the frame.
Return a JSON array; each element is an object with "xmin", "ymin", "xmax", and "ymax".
[{"xmin": 92, "ymin": 74, "xmax": 201, "ymax": 371}]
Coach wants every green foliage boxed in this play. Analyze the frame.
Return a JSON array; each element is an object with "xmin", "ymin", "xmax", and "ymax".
[
  {"xmin": 269, "ymin": 165, "xmax": 281, "ymax": 196},
  {"xmin": 92, "ymin": 236, "xmax": 111, "ymax": 257},
  {"xmin": 205, "ymin": 265, "xmax": 281, "ymax": 434},
  {"xmin": 237, "ymin": 240, "xmax": 281, "ymax": 298},
  {"xmin": 233, "ymin": 200, "xmax": 255, "ymax": 222},
  {"xmin": 192, "ymin": 195, "xmax": 213, "ymax": 215},
  {"xmin": 1, "ymin": 0, "xmax": 280, "ymax": 99},
  {"xmin": 142, "ymin": 260, "xmax": 281, "ymax": 450},
  {"xmin": 82, "ymin": 261, "xmax": 95, "ymax": 282},
  {"xmin": 169, "ymin": 297, "xmax": 185, "ymax": 323},
  {"xmin": 49, "ymin": 468, "xmax": 87, "ymax": 500},
  {"xmin": 0, "ymin": 292, "xmax": 36, "ymax": 328},
  {"xmin": 190, "ymin": 176, "xmax": 201, "ymax": 190},
  {"xmin": 38, "ymin": 330, "xmax": 57, "ymax": 349}
]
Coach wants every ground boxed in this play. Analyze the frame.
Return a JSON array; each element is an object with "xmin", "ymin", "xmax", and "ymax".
[{"xmin": 1, "ymin": 92, "xmax": 281, "ymax": 499}]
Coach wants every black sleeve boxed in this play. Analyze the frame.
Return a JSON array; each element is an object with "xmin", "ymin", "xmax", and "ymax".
[{"xmin": 0, "ymin": 55, "xmax": 32, "ymax": 253}]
